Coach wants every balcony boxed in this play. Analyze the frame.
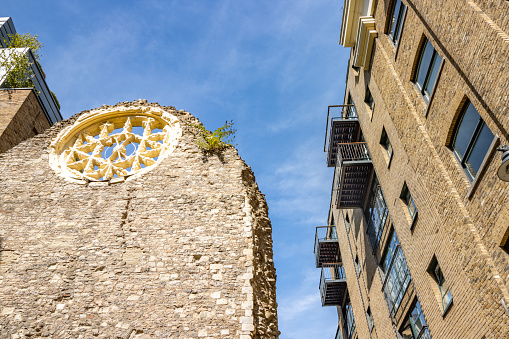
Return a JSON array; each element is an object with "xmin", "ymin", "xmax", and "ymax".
[
  {"xmin": 319, "ymin": 263, "xmax": 347, "ymax": 306},
  {"xmin": 324, "ymin": 105, "xmax": 360, "ymax": 167},
  {"xmin": 314, "ymin": 226, "xmax": 340, "ymax": 268},
  {"xmin": 333, "ymin": 142, "xmax": 373, "ymax": 208}
]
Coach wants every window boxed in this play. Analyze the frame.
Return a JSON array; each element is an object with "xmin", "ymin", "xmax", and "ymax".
[
  {"xmin": 429, "ymin": 258, "xmax": 453, "ymax": 313},
  {"xmin": 343, "ymin": 295, "xmax": 356, "ymax": 339},
  {"xmin": 365, "ymin": 86, "xmax": 375, "ymax": 111},
  {"xmin": 380, "ymin": 128, "xmax": 393, "ymax": 161},
  {"xmin": 327, "ymin": 226, "xmax": 338, "ymax": 241},
  {"xmin": 414, "ymin": 39, "xmax": 442, "ymax": 102},
  {"xmin": 503, "ymin": 230, "xmax": 509, "ymax": 254},
  {"xmin": 382, "ymin": 229, "xmax": 411, "ymax": 315},
  {"xmin": 355, "ymin": 256, "xmax": 362, "ymax": 277},
  {"xmin": 388, "ymin": 0, "xmax": 406, "ymax": 45},
  {"xmin": 401, "ymin": 183, "xmax": 417, "ymax": 226},
  {"xmin": 503, "ymin": 239, "xmax": 509, "ymax": 253},
  {"xmin": 345, "ymin": 212, "xmax": 351, "ymax": 233},
  {"xmin": 367, "ymin": 307, "xmax": 374, "ymax": 332},
  {"xmin": 400, "ymin": 301, "xmax": 431, "ymax": 339},
  {"xmin": 346, "ymin": 94, "xmax": 357, "ymax": 118},
  {"xmin": 365, "ymin": 176, "xmax": 389, "ymax": 253},
  {"xmin": 335, "ymin": 326, "xmax": 343, "ymax": 339},
  {"xmin": 451, "ymin": 101, "xmax": 495, "ymax": 181}
]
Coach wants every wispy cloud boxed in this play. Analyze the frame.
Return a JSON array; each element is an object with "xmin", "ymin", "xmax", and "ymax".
[
  {"xmin": 276, "ymin": 266, "xmax": 339, "ymax": 339},
  {"xmin": 279, "ymin": 293, "xmax": 320, "ymax": 322},
  {"xmin": 261, "ymin": 135, "xmax": 333, "ymax": 226}
]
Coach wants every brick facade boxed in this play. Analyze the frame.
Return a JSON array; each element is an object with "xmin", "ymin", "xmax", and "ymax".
[{"xmin": 322, "ymin": 1, "xmax": 509, "ymax": 338}]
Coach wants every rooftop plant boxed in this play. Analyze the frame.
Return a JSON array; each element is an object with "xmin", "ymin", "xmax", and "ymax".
[{"xmin": 0, "ymin": 33, "xmax": 42, "ymax": 89}]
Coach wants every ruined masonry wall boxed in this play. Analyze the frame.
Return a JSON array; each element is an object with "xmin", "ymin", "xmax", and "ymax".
[{"xmin": 0, "ymin": 101, "xmax": 278, "ymax": 338}]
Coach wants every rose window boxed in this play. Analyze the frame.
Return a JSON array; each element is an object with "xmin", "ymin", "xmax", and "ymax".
[{"xmin": 50, "ymin": 105, "xmax": 182, "ymax": 183}]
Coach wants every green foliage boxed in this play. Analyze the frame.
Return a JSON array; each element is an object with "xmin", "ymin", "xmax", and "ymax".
[
  {"xmin": 0, "ymin": 33, "xmax": 43, "ymax": 89},
  {"xmin": 194, "ymin": 120, "xmax": 236, "ymax": 153},
  {"xmin": 51, "ymin": 90, "xmax": 61, "ymax": 110}
]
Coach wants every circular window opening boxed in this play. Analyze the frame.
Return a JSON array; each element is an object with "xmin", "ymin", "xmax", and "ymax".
[{"xmin": 50, "ymin": 106, "xmax": 182, "ymax": 183}]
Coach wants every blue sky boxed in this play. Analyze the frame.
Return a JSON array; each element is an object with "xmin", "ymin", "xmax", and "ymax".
[{"xmin": 3, "ymin": 1, "xmax": 350, "ymax": 337}]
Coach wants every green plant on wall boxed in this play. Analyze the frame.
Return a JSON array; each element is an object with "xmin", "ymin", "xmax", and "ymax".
[
  {"xmin": 194, "ymin": 120, "xmax": 236, "ymax": 153},
  {"xmin": 0, "ymin": 33, "xmax": 42, "ymax": 89}
]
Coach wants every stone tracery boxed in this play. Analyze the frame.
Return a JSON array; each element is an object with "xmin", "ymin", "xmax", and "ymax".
[{"xmin": 50, "ymin": 105, "xmax": 182, "ymax": 183}]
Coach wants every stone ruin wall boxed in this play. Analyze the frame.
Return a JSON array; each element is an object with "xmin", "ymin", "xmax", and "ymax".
[{"xmin": 0, "ymin": 100, "xmax": 278, "ymax": 338}]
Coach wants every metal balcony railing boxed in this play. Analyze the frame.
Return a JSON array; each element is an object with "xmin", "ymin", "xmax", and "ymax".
[
  {"xmin": 324, "ymin": 105, "xmax": 360, "ymax": 167},
  {"xmin": 333, "ymin": 142, "xmax": 373, "ymax": 209},
  {"xmin": 320, "ymin": 263, "xmax": 346, "ymax": 284},
  {"xmin": 336, "ymin": 142, "xmax": 371, "ymax": 164},
  {"xmin": 319, "ymin": 263, "xmax": 347, "ymax": 306},
  {"xmin": 314, "ymin": 226, "xmax": 339, "ymax": 268}
]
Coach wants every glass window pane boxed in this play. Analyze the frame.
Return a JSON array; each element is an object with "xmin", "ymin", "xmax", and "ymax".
[
  {"xmin": 410, "ymin": 302, "xmax": 425, "ymax": 337},
  {"xmin": 453, "ymin": 103, "xmax": 480, "ymax": 159},
  {"xmin": 423, "ymin": 52, "xmax": 442, "ymax": 98},
  {"xmin": 407, "ymin": 195, "xmax": 417, "ymax": 219},
  {"xmin": 389, "ymin": 0, "xmax": 402, "ymax": 39},
  {"xmin": 442, "ymin": 289, "xmax": 452, "ymax": 309},
  {"xmin": 416, "ymin": 41, "xmax": 434, "ymax": 90},
  {"xmin": 393, "ymin": 5, "xmax": 405, "ymax": 43},
  {"xmin": 387, "ymin": 142, "xmax": 393, "ymax": 158},
  {"xmin": 465, "ymin": 123, "xmax": 494, "ymax": 178}
]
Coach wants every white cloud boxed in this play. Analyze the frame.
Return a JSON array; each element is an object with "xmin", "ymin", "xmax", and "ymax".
[
  {"xmin": 279, "ymin": 293, "xmax": 320, "ymax": 322},
  {"xmin": 262, "ymin": 135, "xmax": 333, "ymax": 226},
  {"xmin": 277, "ymin": 267, "xmax": 339, "ymax": 339}
]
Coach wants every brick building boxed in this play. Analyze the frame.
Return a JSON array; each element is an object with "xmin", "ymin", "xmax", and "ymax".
[
  {"xmin": 315, "ymin": 0, "xmax": 509, "ymax": 338},
  {"xmin": 0, "ymin": 101, "xmax": 278, "ymax": 338}
]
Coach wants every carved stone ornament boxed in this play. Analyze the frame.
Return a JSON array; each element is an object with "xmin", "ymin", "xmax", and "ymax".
[{"xmin": 49, "ymin": 105, "xmax": 182, "ymax": 184}]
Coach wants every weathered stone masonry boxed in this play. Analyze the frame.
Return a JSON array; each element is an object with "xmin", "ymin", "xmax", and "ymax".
[{"xmin": 0, "ymin": 100, "xmax": 278, "ymax": 338}]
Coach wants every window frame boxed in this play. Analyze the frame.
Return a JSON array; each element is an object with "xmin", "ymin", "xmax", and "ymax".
[
  {"xmin": 400, "ymin": 300, "xmax": 432, "ymax": 339},
  {"xmin": 429, "ymin": 258, "xmax": 453, "ymax": 315},
  {"xmin": 344, "ymin": 212, "xmax": 351, "ymax": 233},
  {"xmin": 414, "ymin": 38, "xmax": 442, "ymax": 103},
  {"xmin": 343, "ymin": 296, "xmax": 356, "ymax": 339},
  {"xmin": 365, "ymin": 176, "xmax": 389, "ymax": 254},
  {"xmin": 381, "ymin": 229, "xmax": 411, "ymax": 315},
  {"xmin": 502, "ymin": 230, "xmax": 509, "ymax": 254},
  {"xmin": 380, "ymin": 128, "xmax": 394, "ymax": 164},
  {"xmin": 355, "ymin": 256, "xmax": 362, "ymax": 277},
  {"xmin": 366, "ymin": 307, "xmax": 374, "ymax": 332},
  {"xmin": 450, "ymin": 101, "xmax": 495, "ymax": 182},
  {"xmin": 365, "ymin": 86, "xmax": 375, "ymax": 111},
  {"xmin": 346, "ymin": 94, "xmax": 357, "ymax": 118},
  {"xmin": 400, "ymin": 183, "xmax": 418, "ymax": 228},
  {"xmin": 388, "ymin": 0, "xmax": 407, "ymax": 46}
]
